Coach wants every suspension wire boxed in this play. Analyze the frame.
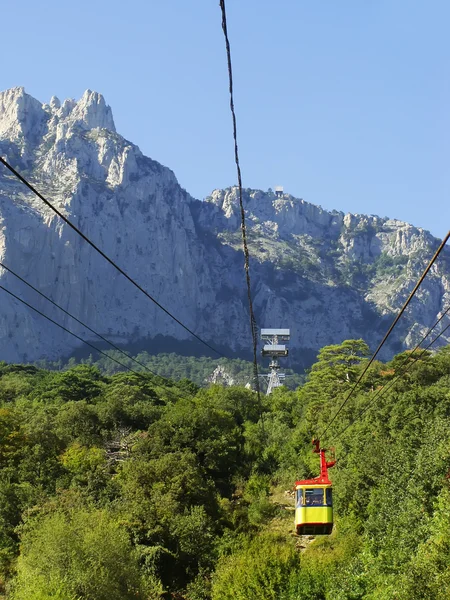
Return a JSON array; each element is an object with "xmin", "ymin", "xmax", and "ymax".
[
  {"xmin": 333, "ymin": 313, "xmax": 450, "ymax": 444},
  {"xmin": 319, "ymin": 229, "xmax": 450, "ymax": 440},
  {"xmin": 0, "ymin": 261, "xmax": 161, "ymax": 378},
  {"xmin": 0, "ymin": 284, "xmax": 147, "ymax": 377},
  {"xmin": 0, "ymin": 156, "xmax": 223, "ymax": 358},
  {"xmin": 219, "ymin": 0, "xmax": 262, "ymax": 405},
  {"xmin": 333, "ymin": 320, "xmax": 450, "ymax": 514},
  {"xmin": 0, "ymin": 284, "xmax": 191, "ymax": 404}
]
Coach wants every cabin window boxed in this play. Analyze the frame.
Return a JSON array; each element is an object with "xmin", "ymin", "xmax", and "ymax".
[
  {"xmin": 305, "ymin": 488, "xmax": 324, "ymax": 506},
  {"xmin": 326, "ymin": 488, "xmax": 332, "ymax": 506},
  {"xmin": 296, "ymin": 489, "xmax": 304, "ymax": 507}
]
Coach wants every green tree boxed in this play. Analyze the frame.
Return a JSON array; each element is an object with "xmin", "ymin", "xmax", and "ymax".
[
  {"xmin": 33, "ymin": 365, "xmax": 106, "ymax": 404},
  {"xmin": 117, "ymin": 450, "xmax": 218, "ymax": 589},
  {"xmin": 11, "ymin": 506, "xmax": 154, "ymax": 600},
  {"xmin": 299, "ymin": 339, "xmax": 369, "ymax": 432}
]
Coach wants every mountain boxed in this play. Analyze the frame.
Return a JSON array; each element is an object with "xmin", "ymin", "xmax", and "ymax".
[{"xmin": 0, "ymin": 87, "xmax": 449, "ymax": 369}]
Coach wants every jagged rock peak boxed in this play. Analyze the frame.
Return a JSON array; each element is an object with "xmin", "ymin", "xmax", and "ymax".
[
  {"xmin": 45, "ymin": 89, "xmax": 116, "ymax": 132},
  {"xmin": 67, "ymin": 89, "xmax": 116, "ymax": 132},
  {"xmin": 0, "ymin": 87, "xmax": 116, "ymax": 141},
  {"xmin": 0, "ymin": 87, "xmax": 46, "ymax": 141},
  {"xmin": 49, "ymin": 95, "xmax": 61, "ymax": 110}
]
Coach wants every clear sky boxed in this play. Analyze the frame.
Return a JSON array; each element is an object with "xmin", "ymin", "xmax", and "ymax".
[{"xmin": 2, "ymin": 0, "xmax": 449, "ymax": 238}]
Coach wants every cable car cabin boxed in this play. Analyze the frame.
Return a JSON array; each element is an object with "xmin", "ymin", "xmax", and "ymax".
[
  {"xmin": 295, "ymin": 440, "xmax": 336, "ymax": 536},
  {"xmin": 295, "ymin": 483, "xmax": 333, "ymax": 535}
]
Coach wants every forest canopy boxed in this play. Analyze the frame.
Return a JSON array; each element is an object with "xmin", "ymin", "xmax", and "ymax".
[{"xmin": 0, "ymin": 340, "xmax": 448, "ymax": 599}]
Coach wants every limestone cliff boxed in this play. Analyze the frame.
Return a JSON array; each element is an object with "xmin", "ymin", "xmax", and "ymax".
[{"xmin": 0, "ymin": 87, "xmax": 449, "ymax": 368}]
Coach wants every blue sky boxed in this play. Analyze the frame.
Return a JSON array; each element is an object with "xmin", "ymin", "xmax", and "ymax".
[{"xmin": 2, "ymin": 0, "xmax": 449, "ymax": 238}]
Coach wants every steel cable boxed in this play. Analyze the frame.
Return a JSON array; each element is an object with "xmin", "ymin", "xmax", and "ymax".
[
  {"xmin": 0, "ymin": 285, "xmax": 146, "ymax": 377},
  {"xmin": 219, "ymin": 0, "xmax": 262, "ymax": 404},
  {"xmin": 333, "ymin": 312, "xmax": 450, "ymax": 444},
  {"xmin": 0, "ymin": 156, "xmax": 223, "ymax": 358},
  {"xmin": 0, "ymin": 261, "xmax": 162, "ymax": 378},
  {"xmin": 319, "ymin": 230, "xmax": 450, "ymax": 439}
]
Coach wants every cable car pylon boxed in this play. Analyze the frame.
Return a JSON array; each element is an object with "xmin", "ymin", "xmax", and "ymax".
[{"xmin": 260, "ymin": 328, "xmax": 290, "ymax": 395}]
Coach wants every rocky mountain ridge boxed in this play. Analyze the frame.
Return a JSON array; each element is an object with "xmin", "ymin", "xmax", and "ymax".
[{"xmin": 0, "ymin": 87, "xmax": 449, "ymax": 368}]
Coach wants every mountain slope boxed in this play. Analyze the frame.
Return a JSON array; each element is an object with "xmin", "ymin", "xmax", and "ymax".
[{"xmin": 0, "ymin": 87, "xmax": 449, "ymax": 368}]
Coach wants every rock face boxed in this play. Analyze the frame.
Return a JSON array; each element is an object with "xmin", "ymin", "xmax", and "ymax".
[
  {"xmin": 0, "ymin": 87, "xmax": 449, "ymax": 368},
  {"xmin": 206, "ymin": 366, "xmax": 236, "ymax": 387}
]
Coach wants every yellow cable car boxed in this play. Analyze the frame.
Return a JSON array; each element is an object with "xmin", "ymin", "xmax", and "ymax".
[{"xmin": 295, "ymin": 439, "xmax": 336, "ymax": 535}]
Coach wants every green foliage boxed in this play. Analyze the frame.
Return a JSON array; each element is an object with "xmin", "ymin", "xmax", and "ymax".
[
  {"xmin": 36, "ymin": 351, "xmax": 304, "ymax": 390},
  {"xmin": 397, "ymin": 488, "xmax": 450, "ymax": 599},
  {"xmin": 0, "ymin": 340, "xmax": 449, "ymax": 598},
  {"xmin": 211, "ymin": 533, "xmax": 300, "ymax": 600},
  {"xmin": 299, "ymin": 339, "xmax": 369, "ymax": 428},
  {"xmin": 143, "ymin": 388, "xmax": 254, "ymax": 494},
  {"xmin": 374, "ymin": 252, "xmax": 409, "ymax": 277},
  {"xmin": 33, "ymin": 365, "xmax": 106, "ymax": 403},
  {"xmin": 285, "ymin": 526, "xmax": 366, "ymax": 600},
  {"xmin": 243, "ymin": 474, "xmax": 277, "ymax": 526},
  {"xmin": 10, "ymin": 505, "xmax": 151, "ymax": 600}
]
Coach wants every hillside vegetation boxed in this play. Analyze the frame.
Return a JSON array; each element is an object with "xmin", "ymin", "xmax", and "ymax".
[
  {"xmin": 34, "ymin": 351, "xmax": 304, "ymax": 390},
  {"xmin": 0, "ymin": 339, "xmax": 448, "ymax": 599}
]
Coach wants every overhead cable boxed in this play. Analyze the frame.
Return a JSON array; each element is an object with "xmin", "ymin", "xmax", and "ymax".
[
  {"xmin": 0, "ymin": 156, "xmax": 223, "ymax": 358},
  {"xmin": 0, "ymin": 261, "xmax": 161, "ymax": 378},
  {"xmin": 333, "ymin": 315, "xmax": 450, "ymax": 475},
  {"xmin": 333, "ymin": 310, "xmax": 450, "ymax": 443},
  {"xmin": 320, "ymin": 229, "xmax": 450, "ymax": 439},
  {"xmin": 0, "ymin": 284, "xmax": 146, "ymax": 377},
  {"xmin": 219, "ymin": 0, "xmax": 261, "ymax": 401}
]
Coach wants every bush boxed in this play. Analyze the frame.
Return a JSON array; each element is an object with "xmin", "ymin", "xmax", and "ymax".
[
  {"xmin": 10, "ymin": 506, "xmax": 153, "ymax": 600},
  {"xmin": 211, "ymin": 533, "xmax": 300, "ymax": 600}
]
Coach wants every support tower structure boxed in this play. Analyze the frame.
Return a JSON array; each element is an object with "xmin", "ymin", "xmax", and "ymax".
[{"xmin": 261, "ymin": 328, "xmax": 290, "ymax": 395}]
